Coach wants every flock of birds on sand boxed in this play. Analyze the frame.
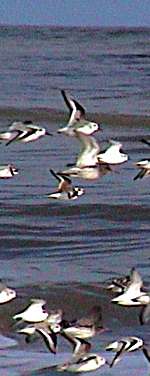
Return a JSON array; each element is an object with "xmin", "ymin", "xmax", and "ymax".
[
  {"xmin": 0, "ymin": 90, "xmax": 149, "ymax": 372},
  {"xmin": 1, "ymin": 267, "xmax": 150, "ymax": 372},
  {"xmin": 0, "ymin": 89, "xmax": 150, "ymax": 200}
]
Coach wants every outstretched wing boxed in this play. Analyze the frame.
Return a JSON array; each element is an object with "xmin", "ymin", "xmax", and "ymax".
[
  {"xmin": 36, "ymin": 328, "xmax": 57, "ymax": 354},
  {"xmin": 61, "ymin": 90, "xmax": 85, "ymax": 125}
]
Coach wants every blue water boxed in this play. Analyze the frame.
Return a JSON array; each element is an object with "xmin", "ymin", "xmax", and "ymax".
[
  {"xmin": 0, "ymin": 26, "xmax": 150, "ymax": 114},
  {"xmin": 0, "ymin": 26, "xmax": 149, "ymax": 375}
]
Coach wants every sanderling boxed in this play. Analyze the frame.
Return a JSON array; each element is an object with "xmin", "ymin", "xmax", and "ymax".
[
  {"xmin": 97, "ymin": 139, "xmax": 128, "ymax": 164},
  {"xmin": 0, "ymin": 120, "xmax": 52, "ymax": 145},
  {"xmin": 18, "ymin": 320, "xmax": 60, "ymax": 353},
  {"xmin": 0, "ymin": 281, "xmax": 16, "ymax": 303},
  {"xmin": 105, "ymin": 273, "xmax": 131, "ymax": 293},
  {"xmin": 0, "ymin": 164, "xmax": 18, "ymax": 178},
  {"xmin": 61, "ymin": 305, "xmax": 105, "ymax": 340},
  {"xmin": 111, "ymin": 268, "xmax": 149, "ymax": 306},
  {"xmin": 59, "ymin": 131, "xmax": 111, "ymax": 180},
  {"xmin": 13, "ymin": 298, "xmax": 48, "ymax": 323},
  {"xmin": 133, "ymin": 159, "xmax": 150, "ymax": 180},
  {"xmin": 53, "ymin": 353, "xmax": 107, "ymax": 372},
  {"xmin": 58, "ymin": 90, "xmax": 101, "ymax": 136},
  {"xmin": 106, "ymin": 336, "xmax": 143, "ymax": 367},
  {"xmin": 48, "ymin": 169, "xmax": 85, "ymax": 200},
  {"xmin": 73, "ymin": 131, "xmax": 101, "ymax": 168},
  {"xmin": 60, "ymin": 163, "xmax": 111, "ymax": 180}
]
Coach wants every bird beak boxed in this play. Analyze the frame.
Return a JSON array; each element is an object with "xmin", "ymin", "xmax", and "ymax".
[{"xmin": 46, "ymin": 131, "xmax": 53, "ymax": 136}]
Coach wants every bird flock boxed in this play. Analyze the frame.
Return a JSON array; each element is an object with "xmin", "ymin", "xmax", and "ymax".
[
  {"xmin": 1, "ymin": 267, "xmax": 150, "ymax": 372},
  {"xmin": 0, "ymin": 89, "xmax": 150, "ymax": 197},
  {"xmin": 0, "ymin": 90, "xmax": 150, "ymax": 373}
]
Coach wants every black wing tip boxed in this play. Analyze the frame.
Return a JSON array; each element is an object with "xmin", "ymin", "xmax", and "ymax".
[{"xmin": 141, "ymin": 138, "xmax": 150, "ymax": 146}]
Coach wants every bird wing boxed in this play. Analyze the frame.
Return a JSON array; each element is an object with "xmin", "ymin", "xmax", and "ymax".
[
  {"xmin": 36, "ymin": 328, "xmax": 57, "ymax": 354},
  {"xmin": 141, "ymin": 138, "xmax": 150, "ymax": 147},
  {"xmin": 61, "ymin": 90, "xmax": 85, "ymax": 125},
  {"xmin": 6, "ymin": 130, "xmax": 25, "ymax": 146},
  {"xmin": 50, "ymin": 169, "xmax": 72, "ymax": 191},
  {"xmin": 77, "ymin": 305, "xmax": 102, "ymax": 327},
  {"xmin": 143, "ymin": 345, "xmax": 150, "ymax": 362},
  {"xmin": 110, "ymin": 340, "xmax": 127, "ymax": 367},
  {"xmin": 75, "ymin": 132, "xmax": 100, "ymax": 167},
  {"xmin": 139, "ymin": 304, "xmax": 150, "ymax": 325},
  {"xmin": 133, "ymin": 169, "xmax": 147, "ymax": 180}
]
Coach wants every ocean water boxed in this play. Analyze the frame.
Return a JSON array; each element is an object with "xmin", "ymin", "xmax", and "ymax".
[{"xmin": 0, "ymin": 26, "xmax": 149, "ymax": 375}]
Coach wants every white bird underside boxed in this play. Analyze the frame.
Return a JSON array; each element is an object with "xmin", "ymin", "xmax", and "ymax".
[
  {"xmin": 53, "ymin": 353, "xmax": 106, "ymax": 372},
  {"xmin": 97, "ymin": 140, "xmax": 128, "ymax": 164},
  {"xmin": 13, "ymin": 299, "xmax": 48, "ymax": 323},
  {"xmin": 0, "ymin": 165, "xmax": 18, "ymax": 178}
]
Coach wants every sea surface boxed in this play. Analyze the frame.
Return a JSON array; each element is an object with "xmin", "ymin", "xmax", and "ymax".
[{"xmin": 0, "ymin": 25, "xmax": 149, "ymax": 375}]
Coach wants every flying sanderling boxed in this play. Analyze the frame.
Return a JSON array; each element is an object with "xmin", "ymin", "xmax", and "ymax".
[
  {"xmin": 13, "ymin": 298, "xmax": 48, "ymax": 323},
  {"xmin": 58, "ymin": 90, "xmax": 101, "ymax": 136},
  {"xmin": 0, "ymin": 280, "xmax": 16, "ymax": 303},
  {"xmin": 105, "ymin": 336, "xmax": 143, "ymax": 367},
  {"xmin": 48, "ymin": 169, "xmax": 85, "ymax": 200},
  {"xmin": 0, "ymin": 164, "xmax": 18, "ymax": 178},
  {"xmin": 111, "ymin": 268, "xmax": 149, "ymax": 306},
  {"xmin": 52, "ymin": 352, "xmax": 107, "ymax": 372},
  {"xmin": 133, "ymin": 159, "xmax": 150, "ymax": 180},
  {"xmin": 61, "ymin": 305, "xmax": 105, "ymax": 340},
  {"xmin": 0, "ymin": 120, "xmax": 52, "ymax": 145},
  {"xmin": 97, "ymin": 139, "xmax": 128, "ymax": 165}
]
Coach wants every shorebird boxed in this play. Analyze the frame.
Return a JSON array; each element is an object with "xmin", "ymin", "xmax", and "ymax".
[
  {"xmin": 133, "ymin": 159, "xmax": 150, "ymax": 180},
  {"xmin": 0, "ymin": 164, "xmax": 18, "ymax": 178},
  {"xmin": 0, "ymin": 120, "xmax": 52, "ymax": 145},
  {"xmin": 18, "ymin": 320, "xmax": 61, "ymax": 353},
  {"xmin": 97, "ymin": 139, "xmax": 128, "ymax": 164},
  {"xmin": 61, "ymin": 305, "xmax": 105, "ymax": 340},
  {"xmin": 48, "ymin": 169, "xmax": 84, "ymax": 200},
  {"xmin": 111, "ymin": 268, "xmax": 149, "ymax": 306},
  {"xmin": 58, "ymin": 90, "xmax": 101, "ymax": 136},
  {"xmin": 59, "ymin": 163, "xmax": 111, "ymax": 180},
  {"xmin": 53, "ymin": 353, "xmax": 107, "ymax": 372},
  {"xmin": 59, "ymin": 131, "xmax": 111, "ymax": 180},
  {"xmin": 0, "ymin": 280, "xmax": 16, "ymax": 303},
  {"xmin": 105, "ymin": 273, "xmax": 131, "ymax": 293},
  {"xmin": 13, "ymin": 299, "xmax": 48, "ymax": 323},
  {"xmin": 106, "ymin": 336, "xmax": 143, "ymax": 367},
  {"xmin": 73, "ymin": 131, "xmax": 101, "ymax": 168}
]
